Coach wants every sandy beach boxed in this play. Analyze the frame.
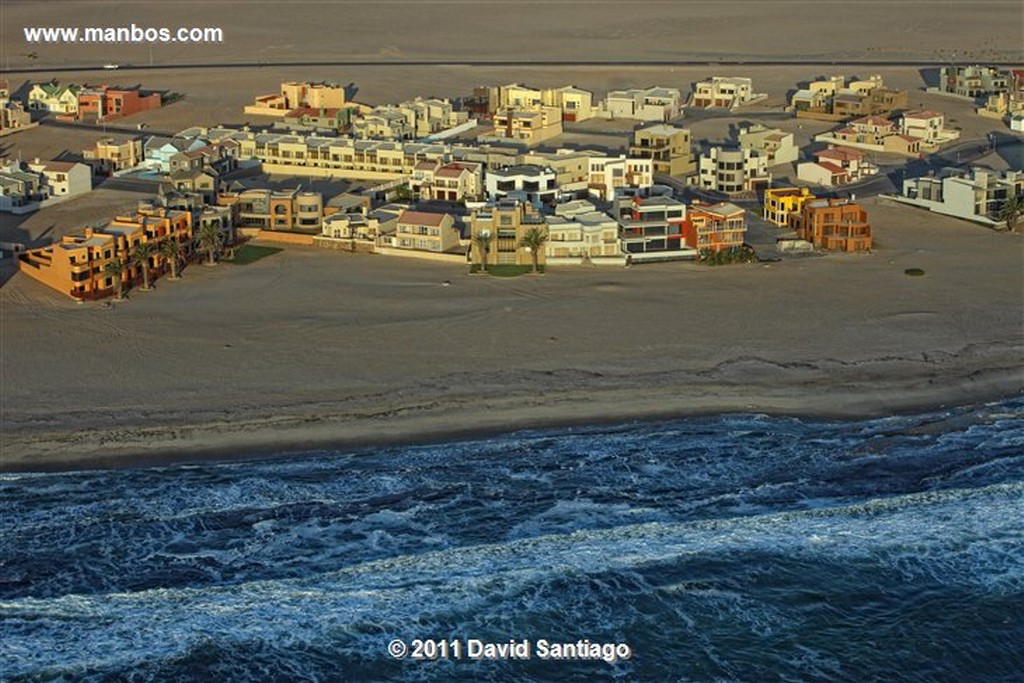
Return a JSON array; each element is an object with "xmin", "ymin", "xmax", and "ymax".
[
  {"xmin": 1, "ymin": 1, "xmax": 1022, "ymax": 470},
  {"xmin": 2, "ymin": 198, "xmax": 1021, "ymax": 470}
]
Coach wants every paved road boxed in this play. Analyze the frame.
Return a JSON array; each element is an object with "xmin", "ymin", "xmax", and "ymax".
[
  {"xmin": 4, "ymin": 59, "xmax": 1021, "ymax": 76},
  {"xmin": 38, "ymin": 117, "xmax": 176, "ymax": 138}
]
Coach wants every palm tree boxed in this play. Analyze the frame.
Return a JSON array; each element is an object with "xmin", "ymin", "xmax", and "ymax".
[
  {"xmin": 195, "ymin": 223, "xmax": 224, "ymax": 265},
  {"xmin": 132, "ymin": 242, "xmax": 156, "ymax": 290},
  {"xmin": 998, "ymin": 194, "xmax": 1022, "ymax": 232},
  {"xmin": 518, "ymin": 226, "xmax": 548, "ymax": 273},
  {"xmin": 103, "ymin": 258, "xmax": 126, "ymax": 300},
  {"xmin": 159, "ymin": 238, "xmax": 184, "ymax": 279},
  {"xmin": 472, "ymin": 230, "xmax": 494, "ymax": 273}
]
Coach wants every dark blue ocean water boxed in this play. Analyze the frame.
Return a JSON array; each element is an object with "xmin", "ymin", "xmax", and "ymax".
[{"xmin": 2, "ymin": 399, "xmax": 1023, "ymax": 682}]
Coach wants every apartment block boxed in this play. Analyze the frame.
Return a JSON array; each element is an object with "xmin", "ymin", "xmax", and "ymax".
[
  {"xmin": 545, "ymin": 199, "xmax": 624, "ymax": 264},
  {"xmin": 600, "ymin": 87, "xmax": 682, "ymax": 122},
  {"xmin": 587, "ymin": 156, "xmax": 654, "ymax": 201},
  {"xmin": 469, "ymin": 199, "xmax": 547, "ymax": 267},
  {"xmin": 788, "ymin": 198, "xmax": 872, "ymax": 251},
  {"xmin": 18, "ymin": 205, "xmax": 193, "ymax": 299},
  {"xmin": 762, "ymin": 187, "xmax": 816, "ymax": 226},
  {"xmin": 895, "ymin": 168, "xmax": 1024, "ymax": 228},
  {"xmin": 697, "ymin": 147, "xmax": 771, "ymax": 194},
  {"xmin": 737, "ymin": 124, "xmax": 798, "ymax": 166},
  {"xmin": 690, "ymin": 77, "xmax": 764, "ymax": 109},
  {"xmin": 685, "ymin": 202, "xmax": 747, "ymax": 253},
  {"xmin": 628, "ymin": 125, "xmax": 696, "ymax": 176}
]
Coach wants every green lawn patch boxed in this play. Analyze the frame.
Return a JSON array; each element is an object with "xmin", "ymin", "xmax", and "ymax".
[
  {"xmin": 904, "ymin": 268, "xmax": 926, "ymax": 277},
  {"xmin": 224, "ymin": 244, "xmax": 283, "ymax": 265},
  {"xmin": 469, "ymin": 264, "xmax": 544, "ymax": 276}
]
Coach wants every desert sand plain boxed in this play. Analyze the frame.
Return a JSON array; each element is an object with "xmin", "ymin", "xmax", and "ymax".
[{"xmin": 0, "ymin": 1, "xmax": 1021, "ymax": 469}]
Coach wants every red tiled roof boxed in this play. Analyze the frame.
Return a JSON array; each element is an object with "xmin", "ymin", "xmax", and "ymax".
[
  {"xmin": 37, "ymin": 160, "xmax": 79, "ymax": 172},
  {"xmin": 816, "ymin": 161, "xmax": 848, "ymax": 176},
  {"xmin": 397, "ymin": 210, "xmax": 451, "ymax": 227},
  {"xmin": 436, "ymin": 164, "xmax": 472, "ymax": 178},
  {"xmin": 903, "ymin": 109, "xmax": 942, "ymax": 119},
  {"xmin": 817, "ymin": 146, "xmax": 864, "ymax": 161}
]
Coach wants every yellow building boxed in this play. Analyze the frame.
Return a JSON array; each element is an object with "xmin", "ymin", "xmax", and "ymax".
[
  {"xmin": 763, "ymin": 187, "xmax": 816, "ymax": 226},
  {"xmin": 394, "ymin": 210, "xmax": 460, "ymax": 252},
  {"xmin": 244, "ymin": 81, "xmax": 354, "ymax": 117},
  {"xmin": 470, "ymin": 200, "xmax": 547, "ymax": 267},
  {"xmin": 491, "ymin": 106, "xmax": 563, "ymax": 146}
]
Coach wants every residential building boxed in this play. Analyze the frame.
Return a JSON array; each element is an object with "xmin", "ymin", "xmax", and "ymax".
[
  {"xmin": 543, "ymin": 86, "xmax": 595, "ymax": 122},
  {"xmin": 0, "ymin": 82, "xmax": 32, "ymax": 133},
  {"xmin": 489, "ymin": 106, "xmax": 563, "ymax": 145},
  {"xmin": 485, "ymin": 164, "xmax": 559, "ymax": 205},
  {"xmin": 763, "ymin": 187, "xmax": 816, "ymax": 226},
  {"xmin": 409, "ymin": 160, "xmax": 483, "ymax": 201},
  {"xmin": 545, "ymin": 200, "xmax": 624, "ymax": 264},
  {"xmin": 894, "ymin": 168, "xmax": 1024, "ymax": 228},
  {"xmin": 599, "ymin": 87, "xmax": 682, "ymax": 121},
  {"xmin": 587, "ymin": 156, "xmax": 654, "ymax": 201},
  {"xmin": 790, "ymin": 75, "xmax": 907, "ymax": 121},
  {"xmin": 613, "ymin": 194, "xmax": 692, "ymax": 260},
  {"xmin": 697, "ymin": 147, "xmax": 771, "ymax": 194},
  {"xmin": 26, "ymin": 82, "xmax": 81, "ymax": 114},
  {"xmin": 819, "ymin": 115, "xmax": 922, "ymax": 156},
  {"xmin": 83, "ymin": 136, "xmax": 144, "ymax": 174},
  {"xmin": 18, "ymin": 205, "xmax": 194, "ymax": 299},
  {"xmin": 519, "ymin": 149, "xmax": 593, "ymax": 194},
  {"xmin": 469, "ymin": 199, "xmax": 547, "ymax": 267},
  {"xmin": 685, "ymin": 202, "xmax": 747, "ymax": 253},
  {"xmin": 469, "ymin": 84, "xmax": 594, "ymax": 122},
  {"xmin": 144, "ymin": 136, "xmax": 208, "ymax": 173},
  {"xmin": 76, "ymin": 85, "xmax": 161, "ymax": 121},
  {"xmin": 245, "ymin": 81, "xmax": 352, "ymax": 116},
  {"xmin": 797, "ymin": 146, "xmax": 877, "ymax": 187},
  {"xmin": 394, "ymin": 210, "xmax": 461, "ymax": 253},
  {"xmin": 0, "ymin": 161, "xmax": 45, "ymax": 211},
  {"xmin": 899, "ymin": 110, "xmax": 960, "ymax": 148},
  {"xmin": 25, "ymin": 158, "xmax": 92, "ymax": 197},
  {"xmin": 938, "ymin": 65, "xmax": 1009, "ymax": 100},
  {"xmin": 979, "ymin": 69, "xmax": 1024, "ymax": 119},
  {"xmin": 737, "ymin": 124, "xmax": 798, "ymax": 166},
  {"xmin": 282, "ymin": 107, "xmax": 354, "ymax": 131},
  {"xmin": 690, "ymin": 77, "xmax": 764, "ymax": 109},
  {"xmin": 321, "ymin": 212, "xmax": 380, "ymax": 242},
  {"xmin": 1012, "ymin": 113, "xmax": 1024, "ymax": 132},
  {"xmin": 216, "ymin": 188, "xmax": 323, "ymax": 231},
  {"xmin": 788, "ymin": 198, "xmax": 872, "ymax": 251},
  {"xmin": 628, "ymin": 125, "xmax": 696, "ymax": 176}
]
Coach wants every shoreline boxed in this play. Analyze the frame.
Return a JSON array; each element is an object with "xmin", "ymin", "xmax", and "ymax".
[{"xmin": 4, "ymin": 350, "xmax": 1021, "ymax": 473}]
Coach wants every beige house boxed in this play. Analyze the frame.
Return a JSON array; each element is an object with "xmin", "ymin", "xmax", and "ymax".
[
  {"xmin": 737, "ymin": 124, "xmax": 798, "ymax": 166},
  {"xmin": 600, "ymin": 87, "xmax": 682, "ymax": 121},
  {"xmin": 690, "ymin": 77, "xmax": 764, "ymax": 109},
  {"xmin": 587, "ymin": 156, "xmax": 654, "ymax": 201},
  {"xmin": 489, "ymin": 106, "xmax": 563, "ymax": 145},
  {"xmin": 395, "ymin": 210, "xmax": 460, "ymax": 253},
  {"xmin": 25, "ymin": 159, "xmax": 92, "ymax": 197},
  {"xmin": 470, "ymin": 199, "xmax": 547, "ymax": 267},
  {"xmin": 797, "ymin": 146, "xmax": 877, "ymax": 187},
  {"xmin": 83, "ymin": 136, "xmax": 144, "ymax": 174},
  {"xmin": 545, "ymin": 199, "xmax": 624, "ymax": 264},
  {"xmin": 900, "ymin": 110, "xmax": 960, "ymax": 148},
  {"xmin": 628, "ymin": 125, "xmax": 696, "ymax": 177},
  {"xmin": 542, "ymin": 86, "xmax": 596, "ymax": 122},
  {"xmin": 410, "ymin": 160, "xmax": 483, "ymax": 202},
  {"xmin": 244, "ymin": 81, "xmax": 353, "ymax": 116}
]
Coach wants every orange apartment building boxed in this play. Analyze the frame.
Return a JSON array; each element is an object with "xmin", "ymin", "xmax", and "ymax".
[
  {"xmin": 685, "ymin": 202, "xmax": 748, "ymax": 253},
  {"xmin": 788, "ymin": 198, "xmax": 872, "ymax": 252},
  {"xmin": 18, "ymin": 205, "xmax": 194, "ymax": 299},
  {"xmin": 76, "ymin": 86, "xmax": 161, "ymax": 121}
]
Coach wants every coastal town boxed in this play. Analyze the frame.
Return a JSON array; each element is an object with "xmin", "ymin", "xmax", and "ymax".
[{"xmin": 2, "ymin": 65, "xmax": 1021, "ymax": 301}]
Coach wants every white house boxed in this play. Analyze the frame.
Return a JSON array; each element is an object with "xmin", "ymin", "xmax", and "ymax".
[
  {"xmin": 587, "ymin": 156, "xmax": 654, "ymax": 201},
  {"xmin": 900, "ymin": 110, "xmax": 960, "ymax": 147},
  {"xmin": 485, "ymin": 164, "xmax": 559, "ymax": 205},
  {"xmin": 545, "ymin": 199, "xmax": 625, "ymax": 265},
  {"xmin": 796, "ymin": 146, "xmax": 877, "ymax": 187},
  {"xmin": 25, "ymin": 159, "xmax": 92, "ymax": 197},
  {"xmin": 697, "ymin": 147, "xmax": 771, "ymax": 194}
]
